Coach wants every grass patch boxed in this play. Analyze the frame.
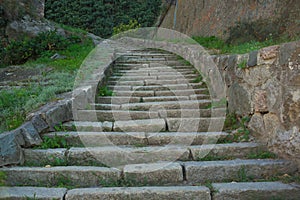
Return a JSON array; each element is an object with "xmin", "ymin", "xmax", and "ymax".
[
  {"xmin": 38, "ymin": 134, "xmax": 69, "ymax": 149},
  {"xmin": 192, "ymin": 75, "xmax": 203, "ymax": 83},
  {"xmin": 0, "ymin": 171, "xmax": 6, "ymax": 186},
  {"xmin": 192, "ymin": 35, "xmax": 299, "ymax": 54},
  {"xmin": 0, "ymin": 31, "xmax": 94, "ymax": 133},
  {"xmin": 238, "ymin": 59, "xmax": 248, "ymax": 69},
  {"xmin": 98, "ymin": 86, "xmax": 114, "ymax": 97},
  {"xmin": 247, "ymin": 150, "xmax": 277, "ymax": 159},
  {"xmin": 197, "ymin": 154, "xmax": 233, "ymax": 161}
]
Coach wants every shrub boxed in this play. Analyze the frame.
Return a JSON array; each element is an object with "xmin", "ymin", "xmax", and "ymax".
[
  {"xmin": 45, "ymin": 0, "xmax": 162, "ymax": 38},
  {"xmin": 0, "ymin": 31, "xmax": 82, "ymax": 67},
  {"xmin": 113, "ymin": 19, "xmax": 141, "ymax": 35}
]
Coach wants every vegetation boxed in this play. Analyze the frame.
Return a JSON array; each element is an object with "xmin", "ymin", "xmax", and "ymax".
[
  {"xmin": 38, "ymin": 134, "xmax": 69, "ymax": 149},
  {"xmin": 45, "ymin": 0, "xmax": 162, "ymax": 38},
  {"xmin": 238, "ymin": 59, "xmax": 248, "ymax": 69},
  {"xmin": 98, "ymin": 86, "xmax": 114, "ymax": 97},
  {"xmin": 247, "ymin": 150, "xmax": 277, "ymax": 159},
  {"xmin": 0, "ymin": 30, "xmax": 94, "ymax": 133},
  {"xmin": 0, "ymin": 171, "xmax": 6, "ymax": 186},
  {"xmin": 192, "ymin": 35, "xmax": 299, "ymax": 54},
  {"xmin": 113, "ymin": 19, "xmax": 141, "ymax": 35}
]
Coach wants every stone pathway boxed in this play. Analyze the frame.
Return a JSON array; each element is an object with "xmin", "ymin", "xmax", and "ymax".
[{"xmin": 1, "ymin": 50, "xmax": 299, "ymax": 199}]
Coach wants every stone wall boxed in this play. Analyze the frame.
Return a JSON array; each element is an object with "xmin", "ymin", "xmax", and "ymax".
[
  {"xmin": 160, "ymin": 0, "xmax": 300, "ymax": 43},
  {"xmin": 0, "ymin": 0, "xmax": 61, "ymax": 40},
  {"xmin": 212, "ymin": 41, "xmax": 300, "ymax": 166}
]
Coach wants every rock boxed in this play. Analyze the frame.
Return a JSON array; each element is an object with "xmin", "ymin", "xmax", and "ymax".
[
  {"xmin": 1, "ymin": 0, "xmax": 45, "ymax": 21},
  {"xmin": 123, "ymin": 162, "xmax": 183, "ymax": 185},
  {"xmin": 65, "ymin": 186, "xmax": 211, "ymax": 200},
  {"xmin": 31, "ymin": 115, "xmax": 48, "ymax": 133},
  {"xmin": 0, "ymin": 187, "xmax": 67, "ymax": 200},
  {"xmin": 248, "ymin": 113, "xmax": 265, "ymax": 136},
  {"xmin": 212, "ymin": 182, "xmax": 300, "ymax": 200},
  {"xmin": 19, "ymin": 121, "xmax": 42, "ymax": 147},
  {"xmin": 5, "ymin": 15, "xmax": 60, "ymax": 40},
  {"xmin": 0, "ymin": 131, "xmax": 24, "ymax": 166},
  {"xmin": 51, "ymin": 53, "xmax": 67, "ymax": 60},
  {"xmin": 247, "ymin": 50, "xmax": 258, "ymax": 67},
  {"xmin": 258, "ymin": 45, "xmax": 279, "ymax": 65},
  {"xmin": 254, "ymin": 90, "xmax": 268, "ymax": 112},
  {"xmin": 45, "ymin": 99, "xmax": 73, "ymax": 131},
  {"xmin": 87, "ymin": 33, "xmax": 102, "ymax": 46},
  {"xmin": 228, "ymin": 83, "xmax": 252, "ymax": 115}
]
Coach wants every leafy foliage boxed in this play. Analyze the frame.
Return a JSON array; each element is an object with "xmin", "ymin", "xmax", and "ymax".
[
  {"xmin": 45, "ymin": 0, "xmax": 162, "ymax": 38},
  {"xmin": 113, "ymin": 19, "xmax": 141, "ymax": 35},
  {"xmin": 0, "ymin": 31, "xmax": 82, "ymax": 67}
]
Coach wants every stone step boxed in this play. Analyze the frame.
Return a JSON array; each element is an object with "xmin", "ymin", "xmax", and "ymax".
[
  {"xmin": 24, "ymin": 143, "xmax": 261, "ymax": 167},
  {"xmin": 77, "ymin": 110, "xmax": 159, "ymax": 121},
  {"xmin": 114, "ymin": 64, "xmax": 193, "ymax": 70},
  {"xmin": 65, "ymin": 186, "xmax": 210, "ymax": 200},
  {"xmin": 113, "ymin": 119, "xmax": 166, "ymax": 132},
  {"xmin": 115, "ymin": 61, "xmax": 190, "ymax": 66},
  {"xmin": 108, "ymin": 83, "xmax": 205, "ymax": 92},
  {"xmin": 63, "ymin": 121, "xmax": 113, "ymax": 132},
  {"xmin": 76, "ymin": 108, "xmax": 224, "ymax": 122},
  {"xmin": 212, "ymin": 182, "xmax": 300, "ymax": 200},
  {"xmin": 115, "ymin": 53, "xmax": 176, "ymax": 57},
  {"xmin": 42, "ymin": 131, "xmax": 228, "ymax": 147},
  {"xmin": 107, "ymin": 79, "xmax": 201, "ymax": 86},
  {"xmin": 67, "ymin": 146, "xmax": 189, "ymax": 166},
  {"xmin": 0, "ymin": 166, "xmax": 121, "ymax": 188},
  {"xmin": 113, "ymin": 70, "xmax": 196, "ymax": 76},
  {"xmin": 0, "ymin": 187, "xmax": 67, "ymax": 200},
  {"xmin": 166, "ymin": 117, "xmax": 225, "ymax": 132},
  {"xmin": 92, "ymin": 100, "xmax": 212, "ymax": 111},
  {"xmin": 184, "ymin": 159, "xmax": 295, "ymax": 183},
  {"xmin": 96, "ymin": 96, "xmax": 190, "ymax": 104},
  {"xmin": 112, "ymin": 88, "xmax": 208, "ymax": 97}
]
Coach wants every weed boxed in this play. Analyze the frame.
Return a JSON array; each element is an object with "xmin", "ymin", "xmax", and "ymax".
[
  {"xmin": 38, "ymin": 134, "xmax": 68, "ymax": 149},
  {"xmin": 139, "ymin": 97, "xmax": 144, "ymax": 103},
  {"xmin": 247, "ymin": 150, "xmax": 277, "ymax": 159},
  {"xmin": 237, "ymin": 166, "xmax": 253, "ymax": 182},
  {"xmin": 197, "ymin": 154, "xmax": 233, "ymax": 161},
  {"xmin": 133, "ymin": 143, "xmax": 148, "ymax": 148},
  {"xmin": 192, "ymin": 75, "xmax": 203, "ymax": 83},
  {"xmin": 238, "ymin": 59, "xmax": 248, "ymax": 69},
  {"xmin": 98, "ymin": 86, "xmax": 114, "ymax": 97},
  {"xmin": 192, "ymin": 36, "xmax": 226, "ymax": 50},
  {"xmin": 25, "ymin": 193, "xmax": 37, "ymax": 200},
  {"xmin": 55, "ymin": 175, "xmax": 74, "ymax": 189},
  {"xmin": 0, "ymin": 171, "xmax": 6, "ymax": 186}
]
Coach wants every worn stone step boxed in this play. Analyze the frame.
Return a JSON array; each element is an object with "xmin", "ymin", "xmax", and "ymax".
[
  {"xmin": 115, "ymin": 53, "xmax": 176, "ymax": 57},
  {"xmin": 113, "ymin": 119, "xmax": 166, "ymax": 132},
  {"xmin": 131, "ymin": 84, "xmax": 191, "ymax": 91},
  {"xmin": 212, "ymin": 182, "xmax": 300, "ymax": 200},
  {"xmin": 65, "ymin": 186, "xmax": 210, "ymax": 200},
  {"xmin": 0, "ymin": 166, "xmax": 121, "ymax": 187},
  {"xmin": 189, "ymin": 142, "xmax": 261, "ymax": 161},
  {"xmin": 63, "ymin": 121, "xmax": 113, "ymax": 132},
  {"xmin": 77, "ymin": 110, "xmax": 159, "ymax": 121},
  {"xmin": 154, "ymin": 88, "xmax": 209, "ymax": 96},
  {"xmin": 114, "ymin": 65, "xmax": 193, "ymax": 71},
  {"xmin": 115, "ymin": 61, "xmax": 191, "ymax": 66},
  {"xmin": 112, "ymin": 88, "xmax": 208, "ymax": 97},
  {"xmin": 114, "ymin": 68, "xmax": 196, "ymax": 75},
  {"xmin": 96, "ymin": 96, "xmax": 190, "ymax": 104},
  {"xmin": 166, "ymin": 117, "xmax": 225, "ymax": 132},
  {"xmin": 67, "ymin": 146, "xmax": 189, "ymax": 166},
  {"xmin": 26, "ymin": 142, "xmax": 261, "ymax": 167},
  {"xmin": 42, "ymin": 131, "xmax": 228, "ymax": 147},
  {"xmin": 184, "ymin": 159, "xmax": 295, "ymax": 183},
  {"xmin": 110, "ymin": 75, "xmax": 156, "ymax": 81},
  {"xmin": 0, "ymin": 187, "xmax": 67, "ymax": 200},
  {"xmin": 117, "ymin": 100, "xmax": 211, "ymax": 111},
  {"xmin": 159, "ymin": 108, "xmax": 226, "ymax": 118},
  {"xmin": 123, "ymin": 162, "xmax": 183, "ymax": 185},
  {"xmin": 107, "ymin": 79, "xmax": 201, "ymax": 87}
]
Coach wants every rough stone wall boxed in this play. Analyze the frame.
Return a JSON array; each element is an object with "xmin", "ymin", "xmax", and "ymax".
[
  {"xmin": 0, "ymin": 0, "xmax": 60, "ymax": 40},
  {"xmin": 160, "ymin": 0, "xmax": 300, "ymax": 42},
  {"xmin": 212, "ymin": 41, "xmax": 300, "ymax": 166}
]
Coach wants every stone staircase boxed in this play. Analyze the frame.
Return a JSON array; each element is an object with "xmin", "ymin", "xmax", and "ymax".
[{"xmin": 1, "ymin": 49, "xmax": 299, "ymax": 199}]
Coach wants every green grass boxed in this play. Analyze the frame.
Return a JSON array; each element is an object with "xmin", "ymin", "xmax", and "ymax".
[
  {"xmin": 238, "ymin": 59, "xmax": 248, "ymax": 69},
  {"xmin": 98, "ymin": 86, "xmax": 114, "ymax": 97},
  {"xmin": 247, "ymin": 150, "xmax": 277, "ymax": 159},
  {"xmin": 197, "ymin": 154, "xmax": 233, "ymax": 161},
  {"xmin": 0, "ymin": 171, "xmax": 6, "ymax": 186},
  {"xmin": 192, "ymin": 35, "xmax": 299, "ymax": 54},
  {"xmin": 0, "ymin": 33, "xmax": 94, "ymax": 133},
  {"xmin": 38, "ymin": 134, "xmax": 69, "ymax": 149}
]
